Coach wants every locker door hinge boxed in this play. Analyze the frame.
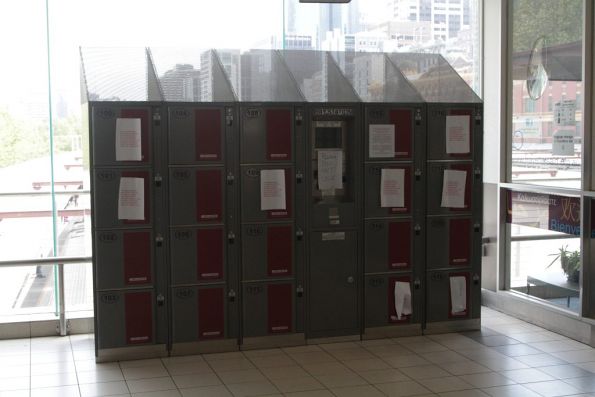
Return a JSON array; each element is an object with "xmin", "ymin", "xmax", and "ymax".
[
  {"xmin": 156, "ymin": 293, "xmax": 165, "ymax": 306},
  {"xmin": 226, "ymin": 172, "xmax": 235, "ymax": 185},
  {"xmin": 296, "ymin": 285, "xmax": 304, "ymax": 298},
  {"xmin": 226, "ymin": 109, "xmax": 233, "ymax": 126},
  {"xmin": 154, "ymin": 174, "xmax": 163, "ymax": 187},
  {"xmin": 153, "ymin": 111, "xmax": 161, "ymax": 126},
  {"xmin": 228, "ymin": 231, "xmax": 236, "ymax": 244},
  {"xmin": 228, "ymin": 289, "xmax": 236, "ymax": 302},
  {"xmin": 155, "ymin": 234, "xmax": 164, "ymax": 247}
]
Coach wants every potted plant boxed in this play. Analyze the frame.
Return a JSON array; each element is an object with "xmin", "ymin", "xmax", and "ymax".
[{"xmin": 547, "ymin": 245, "xmax": 580, "ymax": 283}]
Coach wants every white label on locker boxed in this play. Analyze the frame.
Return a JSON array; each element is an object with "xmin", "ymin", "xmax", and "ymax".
[
  {"xmin": 118, "ymin": 177, "xmax": 144, "ymax": 220},
  {"xmin": 445, "ymin": 115, "xmax": 470, "ymax": 154},
  {"xmin": 128, "ymin": 277, "xmax": 147, "ymax": 282},
  {"xmin": 203, "ymin": 331, "xmax": 222, "ymax": 336},
  {"xmin": 115, "ymin": 118, "xmax": 142, "ymax": 161},
  {"xmin": 322, "ymin": 232, "xmax": 345, "ymax": 241},
  {"xmin": 129, "ymin": 336, "xmax": 149, "ymax": 342},
  {"xmin": 393, "ymin": 281, "xmax": 412, "ymax": 320},
  {"xmin": 369, "ymin": 124, "xmax": 395, "ymax": 158},
  {"xmin": 381, "ymin": 168, "xmax": 405, "ymax": 208},
  {"xmin": 272, "ymin": 326, "xmax": 289, "ymax": 331},
  {"xmin": 260, "ymin": 169, "xmax": 286, "ymax": 211},
  {"xmin": 317, "ymin": 149, "xmax": 343, "ymax": 190},
  {"xmin": 441, "ymin": 170, "xmax": 466, "ymax": 208},
  {"xmin": 201, "ymin": 272, "xmax": 220, "ymax": 278},
  {"xmin": 450, "ymin": 276, "xmax": 467, "ymax": 314}
]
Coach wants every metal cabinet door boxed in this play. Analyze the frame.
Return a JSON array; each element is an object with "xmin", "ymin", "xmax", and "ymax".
[
  {"xmin": 95, "ymin": 230, "xmax": 153, "ymax": 290},
  {"xmin": 426, "ymin": 216, "xmax": 474, "ymax": 270},
  {"xmin": 365, "ymin": 107, "xmax": 416, "ymax": 161},
  {"xmin": 168, "ymin": 106, "xmax": 225, "ymax": 164},
  {"xmin": 242, "ymin": 224, "xmax": 294, "ymax": 281},
  {"xmin": 170, "ymin": 227, "xmax": 225, "ymax": 285},
  {"xmin": 427, "ymin": 106, "xmax": 480, "ymax": 161},
  {"xmin": 426, "ymin": 271, "xmax": 470, "ymax": 323},
  {"xmin": 93, "ymin": 169, "xmax": 152, "ymax": 229},
  {"xmin": 365, "ymin": 220, "xmax": 412, "ymax": 273},
  {"xmin": 364, "ymin": 164, "xmax": 413, "ymax": 218},
  {"xmin": 242, "ymin": 281, "xmax": 294, "ymax": 338},
  {"xmin": 171, "ymin": 286, "xmax": 226, "ymax": 343},
  {"xmin": 169, "ymin": 167, "xmax": 224, "ymax": 225},
  {"xmin": 365, "ymin": 275, "xmax": 416, "ymax": 327},
  {"xmin": 309, "ymin": 231, "xmax": 358, "ymax": 334},
  {"xmin": 426, "ymin": 162, "xmax": 473, "ymax": 215},
  {"xmin": 241, "ymin": 107, "xmax": 294, "ymax": 163},
  {"xmin": 241, "ymin": 166, "xmax": 294, "ymax": 222}
]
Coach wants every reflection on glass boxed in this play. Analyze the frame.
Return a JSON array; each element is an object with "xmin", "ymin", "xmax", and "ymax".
[
  {"xmin": 511, "ymin": 0, "xmax": 583, "ymax": 187},
  {"xmin": 507, "ymin": 190, "xmax": 580, "ymax": 313}
]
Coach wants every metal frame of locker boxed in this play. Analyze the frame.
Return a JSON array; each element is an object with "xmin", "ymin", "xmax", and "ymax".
[
  {"xmin": 361, "ymin": 102, "xmax": 426, "ymax": 339},
  {"xmin": 167, "ymin": 102, "xmax": 240, "ymax": 355},
  {"xmin": 423, "ymin": 103, "xmax": 483, "ymax": 334},
  {"xmin": 238, "ymin": 102, "xmax": 307, "ymax": 349},
  {"xmin": 89, "ymin": 102, "xmax": 169, "ymax": 362}
]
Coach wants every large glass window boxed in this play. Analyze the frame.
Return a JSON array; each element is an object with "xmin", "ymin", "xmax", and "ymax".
[{"xmin": 510, "ymin": 0, "xmax": 583, "ymax": 188}]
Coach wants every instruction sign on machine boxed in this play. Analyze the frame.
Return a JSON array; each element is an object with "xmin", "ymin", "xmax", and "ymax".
[{"xmin": 554, "ymin": 100, "xmax": 576, "ymax": 126}]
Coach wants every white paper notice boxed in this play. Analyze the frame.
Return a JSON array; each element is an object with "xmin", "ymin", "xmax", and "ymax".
[
  {"xmin": 381, "ymin": 168, "xmax": 405, "ymax": 208},
  {"xmin": 260, "ymin": 169, "xmax": 286, "ymax": 211},
  {"xmin": 394, "ymin": 281, "xmax": 412, "ymax": 320},
  {"xmin": 118, "ymin": 177, "xmax": 145, "ymax": 220},
  {"xmin": 445, "ymin": 115, "xmax": 470, "ymax": 154},
  {"xmin": 450, "ymin": 276, "xmax": 467, "ymax": 315},
  {"xmin": 115, "ymin": 118, "xmax": 142, "ymax": 161},
  {"xmin": 369, "ymin": 124, "xmax": 395, "ymax": 158},
  {"xmin": 441, "ymin": 170, "xmax": 467, "ymax": 208},
  {"xmin": 317, "ymin": 150, "xmax": 343, "ymax": 191}
]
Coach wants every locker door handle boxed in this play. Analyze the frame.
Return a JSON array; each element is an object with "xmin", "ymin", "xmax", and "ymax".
[
  {"xmin": 414, "ymin": 169, "xmax": 422, "ymax": 181},
  {"xmin": 296, "ymin": 171, "xmax": 303, "ymax": 184},
  {"xmin": 154, "ymin": 175, "xmax": 162, "ymax": 188},
  {"xmin": 414, "ymin": 278, "xmax": 421, "ymax": 290},
  {"xmin": 155, "ymin": 235, "xmax": 164, "ymax": 247},
  {"xmin": 296, "ymin": 285, "xmax": 304, "ymax": 298},
  {"xmin": 296, "ymin": 229, "xmax": 304, "ymax": 241},
  {"xmin": 228, "ymin": 289, "xmax": 236, "ymax": 302},
  {"xmin": 228, "ymin": 232, "xmax": 236, "ymax": 244},
  {"xmin": 156, "ymin": 294, "xmax": 165, "ymax": 307},
  {"xmin": 473, "ymin": 274, "xmax": 480, "ymax": 285},
  {"xmin": 347, "ymin": 276, "xmax": 354, "ymax": 284},
  {"xmin": 414, "ymin": 224, "xmax": 421, "ymax": 236}
]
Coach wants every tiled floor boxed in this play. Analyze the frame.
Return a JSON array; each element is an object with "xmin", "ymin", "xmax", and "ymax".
[{"xmin": 3, "ymin": 307, "xmax": 595, "ymax": 396}]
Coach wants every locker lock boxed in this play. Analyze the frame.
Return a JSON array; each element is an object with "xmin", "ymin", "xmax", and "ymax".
[
  {"xmin": 155, "ymin": 235, "xmax": 164, "ymax": 247},
  {"xmin": 296, "ymin": 285, "xmax": 304, "ymax": 298},
  {"xmin": 347, "ymin": 276, "xmax": 355, "ymax": 284},
  {"xmin": 414, "ymin": 169, "xmax": 422, "ymax": 181},
  {"xmin": 415, "ymin": 108, "xmax": 422, "ymax": 125},
  {"xmin": 473, "ymin": 223, "xmax": 481, "ymax": 233},
  {"xmin": 153, "ymin": 112, "xmax": 161, "ymax": 126},
  {"xmin": 474, "ymin": 167, "xmax": 481, "ymax": 178},
  {"xmin": 414, "ymin": 278, "xmax": 421, "ymax": 290},
  {"xmin": 156, "ymin": 294, "xmax": 165, "ymax": 307},
  {"xmin": 226, "ymin": 172, "xmax": 235, "ymax": 185},
  {"xmin": 296, "ymin": 171, "xmax": 304, "ymax": 184},
  {"xmin": 154, "ymin": 175, "xmax": 162, "ymax": 188},
  {"xmin": 295, "ymin": 112, "xmax": 303, "ymax": 126},
  {"xmin": 296, "ymin": 228, "xmax": 304, "ymax": 241},
  {"xmin": 475, "ymin": 112, "xmax": 482, "ymax": 124},
  {"xmin": 226, "ymin": 110, "xmax": 233, "ymax": 126},
  {"xmin": 228, "ymin": 289, "xmax": 236, "ymax": 302},
  {"xmin": 473, "ymin": 274, "xmax": 480, "ymax": 285},
  {"xmin": 228, "ymin": 232, "xmax": 236, "ymax": 244},
  {"xmin": 414, "ymin": 224, "xmax": 421, "ymax": 236}
]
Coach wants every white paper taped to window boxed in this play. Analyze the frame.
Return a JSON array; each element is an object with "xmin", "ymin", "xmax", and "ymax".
[
  {"xmin": 450, "ymin": 276, "xmax": 467, "ymax": 315},
  {"xmin": 369, "ymin": 124, "xmax": 395, "ymax": 158},
  {"xmin": 260, "ymin": 169, "xmax": 286, "ymax": 211},
  {"xmin": 394, "ymin": 281, "xmax": 412, "ymax": 320},
  {"xmin": 115, "ymin": 118, "xmax": 142, "ymax": 161},
  {"xmin": 118, "ymin": 177, "xmax": 144, "ymax": 220},
  {"xmin": 445, "ymin": 115, "xmax": 470, "ymax": 154},
  {"xmin": 381, "ymin": 168, "xmax": 405, "ymax": 208},
  {"xmin": 441, "ymin": 169, "xmax": 466, "ymax": 208},
  {"xmin": 317, "ymin": 150, "xmax": 343, "ymax": 190}
]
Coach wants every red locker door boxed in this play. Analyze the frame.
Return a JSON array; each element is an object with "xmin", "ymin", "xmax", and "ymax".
[
  {"xmin": 123, "ymin": 231, "xmax": 152, "ymax": 285},
  {"xmin": 266, "ymin": 109, "xmax": 292, "ymax": 161},
  {"xmin": 197, "ymin": 228, "xmax": 224, "ymax": 280},
  {"xmin": 389, "ymin": 109, "xmax": 413, "ymax": 158},
  {"xmin": 388, "ymin": 221, "xmax": 411, "ymax": 269},
  {"xmin": 267, "ymin": 284, "xmax": 292, "ymax": 333},
  {"xmin": 388, "ymin": 276, "xmax": 412, "ymax": 323},
  {"xmin": 121, "ymin": 171, "xmax": 150, "ymax": 224},
  {"xmin": 196, "ymin": 169, "xmax": 222, "ymax": 222},
  {"xmin": 449, "ymin": 218, "xmax": 471, "ymax": 266},
  {"xmin": 267, "ymin": 226, "xmax": 292, "ymax": 276},
  {"xmin": 198, "ymin": 288, "xmax": 225, "ymax": 340},
  {"xmin": 195, "ymin": 109, "xmax": 222, "ymax": 161},
  {"xmin": 120, "ymin": 109, "xmax": 150, "ymax": 162},
  {"xmin": 125, "ymin": 292, "xmax": 153, "ymax": 344}
]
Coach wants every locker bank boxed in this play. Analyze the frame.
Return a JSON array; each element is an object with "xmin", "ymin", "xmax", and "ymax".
[{"xmin": 81, "ymin": 47, "xmax": 483, "ymax": 361}]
